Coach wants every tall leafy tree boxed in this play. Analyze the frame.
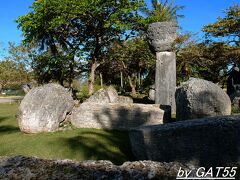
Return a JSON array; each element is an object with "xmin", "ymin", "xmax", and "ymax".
[
  {"xmin": 103, "ymin": 37, "xmax": 155, "ymax": 95},
  {"xmin": 17, "ymin": 0, "xmax": 145, "ymax": 94},
  {"xmin": 176, "ymin": 42, "xmax": 233, "ymax": 84},
  {"xmin": 203, "ymin": 4, "xmax": 240, "ymax": 46},
  {"xmin": 175, "ymin": 4, "xmax": 240, "ymax": 85},
  {"xmin": 0, "ymin": 60, "xmax": 29, "ymax": 91},
  {"xmin": 202, "ymin": 4, "xmax": 240, "ymax": 77},
  {"xmin": 139, "ymin": 0, "xmax": 184, "ymax": 30}
]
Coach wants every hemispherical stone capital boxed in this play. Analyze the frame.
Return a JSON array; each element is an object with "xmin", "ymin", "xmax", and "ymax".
[{"xmin": 147, "ymin": 21, "xmax": 177, "ymax": 52}]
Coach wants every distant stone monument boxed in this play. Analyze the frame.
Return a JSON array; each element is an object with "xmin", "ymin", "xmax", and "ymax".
[{"xmin": 147, "ymin": 22, "xmax": 177, "ymax": 114}]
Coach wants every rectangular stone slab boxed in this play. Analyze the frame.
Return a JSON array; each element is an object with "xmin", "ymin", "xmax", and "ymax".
[
  {"xmin": 155, "ymin": 52, "xmax": 176, "ymax": 114},
  {"xmin": 130, "ymin": 116, "xmax": 240, "ymax": 167},
  {"xmin": 71, "ymin": 103, "xmax": 164, "ymax": 130}
]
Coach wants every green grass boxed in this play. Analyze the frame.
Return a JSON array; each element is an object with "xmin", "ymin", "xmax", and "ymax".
[
  {"xmin": 232, "ymin": 106, "xmax": 240, "ymax": 114},
  {"xmin": 0, "ymin": 103, "xmax": 134, "ymax": 165}
]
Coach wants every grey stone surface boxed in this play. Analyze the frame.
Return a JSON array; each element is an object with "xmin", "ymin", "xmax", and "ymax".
[
  {"xmin": 18, "ymin": 83, "xmax": 74, "ymax": 133},
  {"xmin": 117, "ymin": 96, "xmax": 133, "ymax": 103},
  {"xmin": 130, "ymin": 115, "xmax": 240, "ymax": 167},
  {"xmin": 71, "ymin": 103, "xmax": 164, "ymax": 130},
  {"xmin": 107, "ymin": 86, "xmax": 119, "ymax": 102},
  {"xmin": 148, "ymin": 87, "xmax": 155, "ymax": 101},
  {"xmin": 147, "ymin": 22, "xmax": 177, "ymax": 52},
  {"xmin": 21, "ymin": 83, "xmax": 34, "ymax": 94},
  {"xmin": 0, "ymin": 156, "xmax": 198, "ymax": 180},
  {"xmin": 155, "ymin": 52, "xmax": 176, "ymax": 114},
  {"xmin": 176, "ymin": 78, "xmax": 231, "ymax": 121},
  {"xmin": 85, "ymin": 88, "xmax": 112, "ymax": 103},
  {"xmin": 86, "ymin": 86, "xmax": 133, "ymax": 104}
]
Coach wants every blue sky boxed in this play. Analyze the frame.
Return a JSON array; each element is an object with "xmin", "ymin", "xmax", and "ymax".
[{"xmin": 0, "ymin": 0, "xmax": 239, "ymax": 55}]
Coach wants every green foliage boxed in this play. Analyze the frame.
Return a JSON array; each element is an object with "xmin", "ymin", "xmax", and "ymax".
[
  {"xmin": 76, "ymin": 83, "xmax": 108, "ymax": 102},
  {"xmin": 177, "ymin": 5, "xmax": 240, "ymax": 84},
  {"xmin": 232, "ymin": 105, "xmax": 240, "ymax": 114},
  {"xmin": 7, "ymin": 42, "xmax": 34, "ymax": 68},
  {"xmin": 0, "ymin": 103, "xmax": 134, "ymax": 164},
  {"xmin": 139, "ymin": 0, "xmax": 184, "ymax": 30},
  {"xmin": 32, "ymin": 53, "xmax": 74, "ymax": 84},
  {"xmin": 203, "ymin": 4, "xmax": 240, "ymax": 46},
  {"xmin": 99, "ymin": 37, "xmax": 155, "ymax": 94},
  {"xmin": 16, "ymin": 0, "xmax": 185, "ymax": 93},
  {"xmin": 0, "ymin": 42, "xmax": 35, "ymax": 92},
  {"xmin": 176, "ymin": 41, "xmax": 239, "ymax": 84},
  {"xmin": 17, "ymin": 0, "xmax": 145, "ymax": 89},
  {"xmin": 0, "ymin": 60, "xmax": 29, "ymax": 90},
  {"xmin": 76, "ymin": 87, "xmax": 89, "ymax": 102}
]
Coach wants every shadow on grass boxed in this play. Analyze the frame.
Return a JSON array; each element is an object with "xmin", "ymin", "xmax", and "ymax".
[
  {"xmin": 0, "ymin": 116, "xmax": 19, "ymax": 134},
  {"xmin": 0, "ymin": 125, "xmax": 19, "ymax": 135},
  {"xmin": 61, "ymin": 130, "xmax": 135, "ymax": 165},
  {"xmin": 0, "ymin": 116, "xmax": 9, "ymax": 123}
]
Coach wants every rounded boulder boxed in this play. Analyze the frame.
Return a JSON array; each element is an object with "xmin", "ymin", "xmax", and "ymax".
[
  {"xmin": 176, "ymin": 78, "xmax": 231, "ymax": 121},
  {"xmin": 18, "ymin": 83, "xmax": 74, "ymax": 133}
]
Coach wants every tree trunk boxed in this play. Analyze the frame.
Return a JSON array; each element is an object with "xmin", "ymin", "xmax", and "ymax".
[
  {"xmin": 89, "ymin": 35, "xmax": 101, "ymax": 95},
  {"xmin": 138, "ymin": 71, "xmax": 141, "ymax": 86},
  {"xmin": 100, "ymin": 73, "xmax": 103, "ymax": 87},
  {"xmin": 128, "ymin": 75, "xmax": 137, "ymax": 96},
  {"xmin": 68, "ymin": 55, "xmax": 75, "ymax": 89},
  {"xmin": 120, "ymin": 71, "xmax": 123, "ymax": 88},
  {"xmin": 131, "ymin": 85, "xmax": 137, "ymax": 95},
  {"xmin": 60, "ymin": 78, "xmax": 64, "ymax": 86},
  {"xmin": 88, "ymin": 60, "xmax": 98, "ymax": 95}
]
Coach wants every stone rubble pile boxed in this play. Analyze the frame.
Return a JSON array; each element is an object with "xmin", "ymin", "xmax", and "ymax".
[{"xmin": 0, "ymin": 156, "xmax": 197, "ymax": 180}]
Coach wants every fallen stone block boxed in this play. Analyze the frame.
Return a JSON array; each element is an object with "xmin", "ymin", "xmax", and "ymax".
[
  {"xmin": 71, "ymin": 103, "xmax": 164, "ymax": 130},
  {"xmin": 130, "ymin": 115, "xmax": 240, "ymax": 167}
]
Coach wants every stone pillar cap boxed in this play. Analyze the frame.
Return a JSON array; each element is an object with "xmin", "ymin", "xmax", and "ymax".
[{"xmin": 147, "ymin": 21, "xmax": 177, "ymax": 52}]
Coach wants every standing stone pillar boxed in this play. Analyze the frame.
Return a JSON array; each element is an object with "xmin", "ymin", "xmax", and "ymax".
[{"xmin": 147, "ymin": 22, "xmax": 177, "ymax": 114}]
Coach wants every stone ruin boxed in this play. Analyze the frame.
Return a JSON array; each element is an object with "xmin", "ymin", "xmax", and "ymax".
[
  {"xmin": 18, "ymin": 84, "xmax": 165, "ymax": 133},
  {"xmin": 148, "ymin": 21, "xmax": 177, "ymax": 115},
  {"xmin": 130, "ymin": 115, "xmax": 240, "ymax": 167},
  {"xmin": 71, "ymin": 103, "xmax": 164, "ymax": 130},
  {"xmin": 0, "ymin": 156, "xmax": 198, "ymax": 179},
  {"xmin": 15, "ymin": 21, "xmax": 240, "ymax": 173}
]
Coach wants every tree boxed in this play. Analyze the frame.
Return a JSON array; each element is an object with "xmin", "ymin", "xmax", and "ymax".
[
  {"xmin": 17, "ymin": 0, "xmax": 87, "ymax": 87},
  {"xmin": 203, "ymin": 4, "xmax": 240, "ymax": 46},
  {"xmin": 98, "ymin": 0, "xmax": 184, "ymax": 94},
  {"xmin": 176, "ymin": 42, "xmax": 228, "ymax": 83},
  {"xmin": 99, "ymin": 37, "xmax": 155, "ymax": 95},
  {"xmin": 0, "ymin": 43, "xmax": 33, "ymax": 92},
  {"xmin": 139, "ymin": 0, "xmax": 184, "ymax": 30},
  {"xmin": 202, "ymin": 4, "xmax": 240, "ymax": 79},
  {"xmin": 17, "ymin": 0, "xmax": 145, "ymax": 94},
  {"xmin": 0, "ymin": 60, "xmax": 29, "ymax": 91},
  {"xmin": 7, "ymin": 42, "xmax": 33, "ymax": 68},
  {"xmin": 175, "ymin": 4, "xmax": 240, "ymax": 85}
]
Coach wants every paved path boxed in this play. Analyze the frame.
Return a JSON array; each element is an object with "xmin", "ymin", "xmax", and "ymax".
[{"xmin": 0, "ymin": 96, "xmax": 23, "ymax": 103}]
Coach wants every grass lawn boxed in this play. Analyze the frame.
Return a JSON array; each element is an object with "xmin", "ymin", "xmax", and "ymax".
[{"xmin": 0, "ymin": 103, "xmax": 134, "ymax": 165}]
